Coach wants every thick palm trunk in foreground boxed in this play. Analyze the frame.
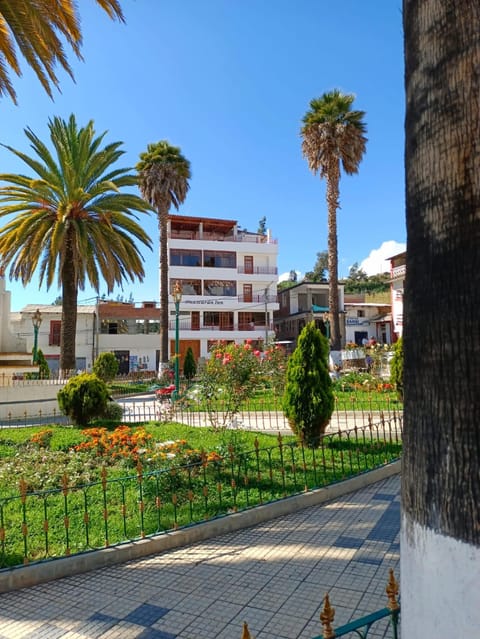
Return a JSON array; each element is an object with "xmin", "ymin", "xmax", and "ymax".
[{"xmin": 401, "ymin": 1, "xmax": 480, "ymax": 636}]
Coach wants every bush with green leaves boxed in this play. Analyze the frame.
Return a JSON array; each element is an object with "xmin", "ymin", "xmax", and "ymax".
[
  {"xmin": 199, "ymin": 340, "xmax": 262, "ymax": 428},
  {"xmin": 183, "ymin": 347, "xmax": 197, "ymax": 380},
  {"xmin": 282, "ymin": 321, "xmax": 334, "ymax": 446},
  {"xmin": 92, "ymin": 352, "xmax": 119, "ymax": 382},
  {"xmin": 26, "ymin": 348, "xmax": 50, "ymax": 379},
  {"xmin": 389, "ymin": 337, "xmax": 403, "ymax": 400},
  {"xmin": 57, "ymin": 373, "xmax": 110, "ymax": 427}
]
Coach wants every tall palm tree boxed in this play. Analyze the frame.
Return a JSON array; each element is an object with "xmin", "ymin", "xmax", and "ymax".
[
  {"xmin": 137, "ymin": 141, "xmax": 191, "ymax": 372},
  {"xmin": 0, "ymin": 0, "xmax": 124, "ymax": 104},
  {"xmin": 0, "ymin": 114, "xmax": 152, "ymax": 372},
  {"xmin": 301, "ymin": 89, "xmax": 367, "ymax": 351},
  {"xmin": 402, "ymin": 0, "xmax": 480, "ymax": 634}
]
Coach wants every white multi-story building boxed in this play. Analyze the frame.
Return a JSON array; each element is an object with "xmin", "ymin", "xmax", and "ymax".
[
  {"xmin": 389, "ymin": 251, "xmax": 406, "ymax": 339},
  {"xmin": 167, "ymin": 214, "xmax": 279, "ymax": 363},
  {"xmin": 11, "ymin": 214, "xmax": 279, "ymax": 375}
]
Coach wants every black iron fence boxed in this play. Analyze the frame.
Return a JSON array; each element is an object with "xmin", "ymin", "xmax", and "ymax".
[{"xmin": 0, "ymin": 417, "xmax": 402, "ymax": 570}]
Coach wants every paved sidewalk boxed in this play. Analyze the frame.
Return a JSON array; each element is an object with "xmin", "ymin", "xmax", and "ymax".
[{"xmin": 0, "ymin": 475, "xmax": 400, "ymax": 639}]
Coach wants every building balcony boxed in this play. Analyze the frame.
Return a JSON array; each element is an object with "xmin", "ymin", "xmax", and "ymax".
[
  {"xmin": 169, "ymin": 230, "xmax": 277, "ymax": 244},
  {"xmin": 168, "ymin": 319, "xmax": 273, "ymax": 332},
  {"xmin": 391, "ymin": 264, "xmax": 406, "ymax": 279},
  {"xmin": 237, "ymin": 266, "xmax": 278, "ymax": 275}
]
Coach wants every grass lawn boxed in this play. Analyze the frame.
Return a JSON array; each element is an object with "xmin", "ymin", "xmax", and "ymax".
[{"xmin": 0, "ymin": 419, "xmax": 402, "ymax": 568}]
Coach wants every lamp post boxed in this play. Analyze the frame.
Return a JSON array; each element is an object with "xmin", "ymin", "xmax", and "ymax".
[
  {"xmin": 32, "ymin": 308, "xmax": 42, "ymax": 364},
  {"xmin": 172, "ymin": 281, "xmax": 182, "ymax": 401}
]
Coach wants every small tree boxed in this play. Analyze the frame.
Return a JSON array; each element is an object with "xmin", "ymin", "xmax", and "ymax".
[
  {"xmin": 93, "ymin": 352, "xmax": 119, "ymax": 382},
  {"xmin": 36, "ymin": 349, "xmax": 50, "ymax": 379},
  {"xmin": 199, "ymin": 340, "xmax": 262, "ymax": 429},
  {"xmin": 183, "ymin": 347, "xmax": 197, "ymax": 381},
  {"xmin": 390, "ymin": 337, "xmax": 404, "ymax": 400},
  {"xmin": 57, "ymin": 373, "xmax": 110, "ymax": 427},
  {"xmin": 282, "ymin": 321, "xmax": 334, "ymax": 446}
]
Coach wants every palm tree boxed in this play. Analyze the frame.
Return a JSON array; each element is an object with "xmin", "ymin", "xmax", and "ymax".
[
  {"xmin": 0, "ymin": 114, "xmax": 152, "ymax": 372},
  {"xmin": 402, "ymin": 0, "xmax": 480, "ymax": 634},
  {"xmin": 0, "ymin": 0, "xmax": 124, "ymax": 104},
  {"xmin": 301, "ymin": 89, "xmax": 367, "ymax": 351},
  {"xmin": 137, "ymin": 141, "xmax": 191, "ymax": 372}
]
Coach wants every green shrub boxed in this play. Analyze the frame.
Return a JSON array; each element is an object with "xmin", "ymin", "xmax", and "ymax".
[
  {"xmin": 183, "ymin": 347, "xmax": 197, "ymax": 380},
  {"xmin": 101, "ymin": 401, "xmax": 124, "ymax": 422},
  {"xmin": 57, "ymin": 373, "xmax": 110, "ymax": 427},
  {"xmin": 93, "ymin": 352, "xmax": 119, "ymax": 382},
  {"xmin": 390, "ymin": 337, "xmax": 404, "ymax": 400},
  {"xmin": 282, "ymin": 321, "xmax": 334, "ymax": 447}
]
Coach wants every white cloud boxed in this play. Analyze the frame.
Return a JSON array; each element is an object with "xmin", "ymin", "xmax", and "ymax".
[{"xmin": 360, "ymin": 241, "xmax": 406, "ymax": 276}]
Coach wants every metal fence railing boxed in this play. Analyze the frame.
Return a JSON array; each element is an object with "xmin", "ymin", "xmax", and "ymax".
[
  {"xmin": 240, "ymin": 569, "xmax": 400, "ymax": 639},
  {"xmin": 0, "ymin": 418, "xmax": 402, "ymax": 570}
]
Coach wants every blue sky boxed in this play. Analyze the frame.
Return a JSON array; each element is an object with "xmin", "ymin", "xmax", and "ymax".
[{"xmin": 0, "ymin": 1, "xmax": 406, "ymax": 311}]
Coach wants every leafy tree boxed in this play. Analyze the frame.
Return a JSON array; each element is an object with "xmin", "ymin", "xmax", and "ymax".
[
  {"xmin": 0, "ymin": 0, "xmax": 124, "ymax": 104},
  {"xmin": 389, "ymin": 337, "xmax": 403, "ymax": 400},
  {"xmin": 183, "ymin": 347, "xmax": 197, "ymax": 380},
  {"xmin": 342, "ymin": 267, "xmax": 390, "ymax": 294},
  {"xmin": 282, "ymin": 321, "xmax": 334, "ymax": 446},
  {"xmin": 0, "ymin": 115, "xmax": 152, "ymax": 372},
  {"xmin": 257, "ymin": 216, "xmax": 267, "ymax": 235},
  {"xmin": 137, "ymin": 141, "xmax": 191, "ymax": 369},
  {"xmin": 57, "ymin": 373, "xmax": 110, "ymax": 427},
  {"xmin": 93, "ymin": 352, "xmax": 119, "ymax": 382},
  {"xmin": 301, "ymin": 90, "xmax": 367, "ymax": 350},
  {"xmin": 305, "ymin": 250, "xmax": 328, "ymax": 282},
  {"xmin": 347, "ymin": 262, "xmax": 368, "ymax": 281}
]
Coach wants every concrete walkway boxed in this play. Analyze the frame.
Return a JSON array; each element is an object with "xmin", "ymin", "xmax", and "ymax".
[{"xmin": 0, "ymin": 474, "xmax": 400, "ymax": 639}]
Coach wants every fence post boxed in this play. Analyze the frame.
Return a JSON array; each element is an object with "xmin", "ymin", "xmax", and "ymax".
[{"xmin": 319, "ymin": 592, "xmax": 335, "ymax": 639}]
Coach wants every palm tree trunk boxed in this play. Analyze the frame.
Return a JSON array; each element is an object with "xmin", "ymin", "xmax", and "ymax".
[
  {"xmin": 159, "ymin": 206, "xmax": 169, "ymax": 367},
  {"xmin": 60, "ymin": 236, "xmax": 78, "ymax": 374},
  {"xmin": 401, "ymin": 0, "xmax": 480, "ymax": 635},
  {"xmin": 326, "ymin": 160, "xmax": 341, "ymax": 352}
]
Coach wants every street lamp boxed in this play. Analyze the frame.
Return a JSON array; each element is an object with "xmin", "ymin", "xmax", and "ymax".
[
  {"xmin": 32, "ymin": 308, "xmax": 42, "ymax": 364},
  {"xmin": 172, "ymin": 281, "xmax": 183, "ymax": 401}
]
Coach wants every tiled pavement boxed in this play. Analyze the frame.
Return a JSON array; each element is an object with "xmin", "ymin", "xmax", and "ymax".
[{"xmin": 0, "ymin": 475, "xmax": 400, "ymax": 639}]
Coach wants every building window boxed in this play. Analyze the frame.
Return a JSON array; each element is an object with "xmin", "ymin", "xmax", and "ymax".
[
  {"xmin": 101, "ymin": 319, "xmax": 129, "ymax": 334},
  {"xmin": 170, "ymin": 249, "xmax": 201, "ymax": 267},
  {"xmin": 204, "ymin": 311, "xmax": 234, "ymax": 330},
  {"xmin": 49, "ymin": 320, "xmax": 61, "ymax": 346},
  {"xmin": 357, "ymin": 310, "xmax": 365, "ymax": 318},
  {"xmin": 172, "ymin": 279, "xmax": 202, "ymax": 295},
  {"xmin": 203, "ymin": 251, "xmax": 236, "ymax": 268},
  {"xmin": 204, "ymin": 280, "xmax": 236, "ymax": 296}
]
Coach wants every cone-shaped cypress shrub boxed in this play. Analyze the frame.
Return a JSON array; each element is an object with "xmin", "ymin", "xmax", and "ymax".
[
  {"xmin": 93, "ymin": 352, "xmax": 119, "ymax": 382},
  {"xmin": 389, "ymin": 336, "xmax": 403, "ymax": 401},
  {"xmin": 183, "ymin": 346, "xmax": 197, "ymax": 380},
  {"xmin": 282, "ymin": 321, "xmax": 334, "ymax": 447}
]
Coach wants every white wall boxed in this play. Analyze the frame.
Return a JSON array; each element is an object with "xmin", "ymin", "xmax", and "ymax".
[{"xmin": 401, "ymin": 514, "xmax": 480, "ymax": 637}]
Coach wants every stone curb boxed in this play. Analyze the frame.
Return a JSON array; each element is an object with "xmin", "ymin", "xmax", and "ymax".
[{"xmin": 0, "ymin": 461, "xmax": 400, "ymax": 593}]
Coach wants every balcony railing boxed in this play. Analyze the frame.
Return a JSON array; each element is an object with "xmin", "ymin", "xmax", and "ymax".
[
  {"xmin": 168, "ymin": 319, "xmax": 273, "ymax": 332},
  {"xmin": 169, "ymin": 231, "xmax": 278, "ymax": 244},
  {"xmin": 237, "ymin": 266, "xmax": 278, "ymax": 275},
  {"xmin": 391, "ymin": 264, "xmax": 406, "ymax": 279}
]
